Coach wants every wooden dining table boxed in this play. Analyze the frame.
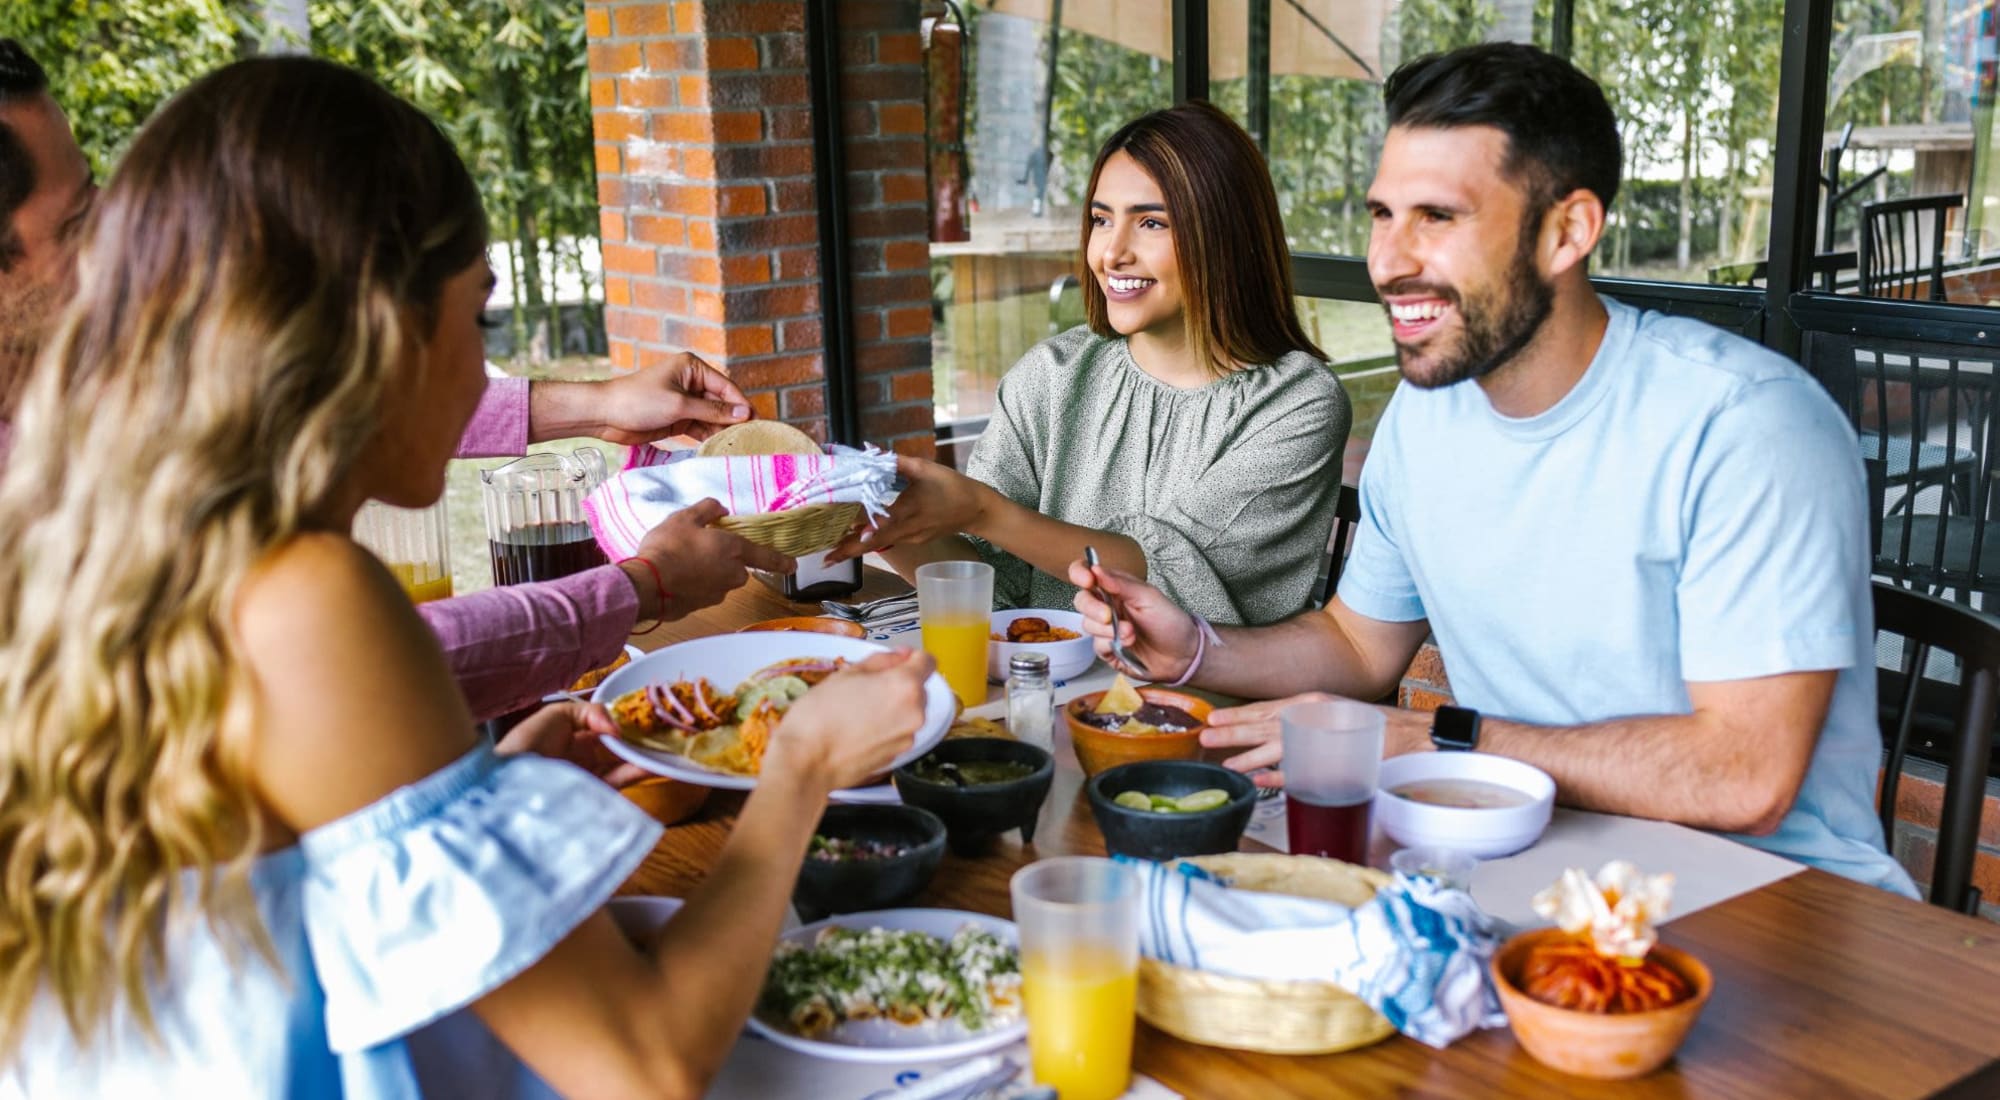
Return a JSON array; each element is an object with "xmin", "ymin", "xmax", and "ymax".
[{"xmin": 619, "ymin": 569, "xmax": 2000, "ymax": 1099}]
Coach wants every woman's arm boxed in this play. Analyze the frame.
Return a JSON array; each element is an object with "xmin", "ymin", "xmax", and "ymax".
[
  {"xmin": 829, "ymin": 456, "xmax": 1148, "ymax": 583},
  {"xmin": 237, "ymin": 533, "xmax": 928, "ymax": 1100}
]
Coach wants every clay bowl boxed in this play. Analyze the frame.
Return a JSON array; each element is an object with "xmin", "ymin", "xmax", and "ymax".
[
  {"xmin": 792, "ymin": 803, "xmax": 947, "ymax": 923},
  {"xmin": 1086, "ymin": 760, "xmax": 1257, "ymax": 861},
  {"xmin": 1490, "ymin": 927, "xmax": 1714, "ymax": 1080},
  {"xmin": 1063, "ymin": 687, "xmax": 1213, "ymax": 778},
  {"xmin": 892, "ymin": 738, "xmax": 1055, "ymax": 857},
  {"xmin": 737, "ymin": 616, "xmax": 866, "ymax": 639},
  {"xmin": 620, "ymin": 777, "xmax": 711, "ymax": 826}
]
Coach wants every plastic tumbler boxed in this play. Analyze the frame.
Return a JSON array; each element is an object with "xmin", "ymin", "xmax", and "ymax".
[
  {"xmin": 352, "ymin": 499, "xmax": 454, "ymax": 604},
  {"xmin": 916, "ymin": 560, "xmax": 993, "ymax": 708},
  {"xmin": 1010, "ymin": 857, "xmax": 1140, "ymax": 1100},
  {"xmin": 1280, "ymin": 699, "xmax": 1385, "ymax": 865}
]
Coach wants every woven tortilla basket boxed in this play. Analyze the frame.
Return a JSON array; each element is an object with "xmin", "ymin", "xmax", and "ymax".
[
  {"xmin": 714, "ymin": 502, "xmax": 863, "ymax": 557},
  {"xmin": 1135, "ymin": 853, "xmax": 1398, "ymax": 1055}
]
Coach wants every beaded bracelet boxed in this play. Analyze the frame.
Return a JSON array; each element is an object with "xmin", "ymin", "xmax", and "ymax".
[
  {"xmin": 618, "ymin": 556, "xmax": 671, "ymax": 635},
  {"xmin": 1164, "ymin": 614, "xmax": 1223, "ymax": 688}
]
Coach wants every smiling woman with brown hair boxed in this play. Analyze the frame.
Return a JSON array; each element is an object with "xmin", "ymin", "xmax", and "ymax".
[{"xmin": 828, "ymin": 102, "xmax": 1350, "ymax": 627}]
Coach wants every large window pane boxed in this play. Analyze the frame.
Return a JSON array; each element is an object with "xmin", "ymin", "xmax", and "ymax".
[
  {"xmin": 1570, "ymin": 0, "xmax": 1785, "ymax": 286},
  {"xmin": 1815, "ymin": 0, "xmax": 2000, "ymax": 305},
  {"xmin": 930, "ymin": 3, "xmax": 1172, "ymax": 450},
  {"xmin": 1209, "ymin": 0, "xmax": 1539, "ymax": 258},
  {"xmin": 1297, "ymin": 298, "xmax": 1398, "ymax": 483}
]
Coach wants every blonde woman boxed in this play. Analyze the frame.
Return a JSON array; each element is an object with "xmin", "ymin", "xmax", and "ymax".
[{"xmin": 0, "ymin": 58, "xmax": 930, "ymax": 1098}]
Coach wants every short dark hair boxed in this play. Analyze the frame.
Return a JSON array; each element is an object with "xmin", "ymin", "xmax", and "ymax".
[
  {"xmin": 0, "ymin": 38, "xmax": 51, "ymax": 273},
  {"xmin": 1383, "ymin": 43, "xmax": 1621, "ymax": 214}
]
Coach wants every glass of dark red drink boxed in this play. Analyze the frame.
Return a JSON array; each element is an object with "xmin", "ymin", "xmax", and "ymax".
[{"xmin": 1279, "ymin": 699, "xmax": 1384, "ymax": 865}]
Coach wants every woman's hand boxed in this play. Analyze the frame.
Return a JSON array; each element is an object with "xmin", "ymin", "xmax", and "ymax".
[
  {"xmin": 763, "ymin": 649, "xmax": 935, "ymax": 791},
  {"xmin": 824, "ymin": 455, "xmax": 993, "ymax": 564},
  {"xmin": 497, "ymin": 700, "xmax": 655, "ymax": 788},
  {"xmin": 1068, "ymin": 558, "xmax": 1201, "ymax": 682}
]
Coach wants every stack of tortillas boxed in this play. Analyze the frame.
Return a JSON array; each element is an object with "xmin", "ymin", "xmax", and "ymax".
[
  {"xmin": 697, "ymin": 421, "xmax": 862, "ymax": 555},
  {"xmin": 695, "ymin": 420, "xmax": 822, "ymax": 459}
]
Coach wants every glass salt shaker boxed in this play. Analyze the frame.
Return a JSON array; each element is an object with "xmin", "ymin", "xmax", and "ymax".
[{"xmin": 1006, "ymin": 652, "xmax": 1054, "ymax": 750}]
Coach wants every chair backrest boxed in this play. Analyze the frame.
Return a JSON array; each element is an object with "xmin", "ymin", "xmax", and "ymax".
[
  {"xmin": 1313, "ymin": 483, "xmax": 1362, "ymax": 608},
  {"xmin": 1810, "ymin": 328, "xmax": 2000, "ymax": 594},
  {"xmin": 1871, "ymin": 581, "xmax": 2000, "ymax": 914},
  {"xmin": 1859, "ymin": 193, "xmax": 1964, "ymax": 301}
]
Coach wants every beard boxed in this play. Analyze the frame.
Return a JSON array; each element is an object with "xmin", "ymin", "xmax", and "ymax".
[
  {"xmin": 0, "ymin": 274, "xmax": 64, "ymax": 420},
  {"xmin": 1383, "ymin": 226, "xmax": 1555, "ymax": 391}
]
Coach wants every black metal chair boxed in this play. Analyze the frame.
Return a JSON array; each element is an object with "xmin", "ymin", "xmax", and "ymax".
[
  {"xmin": 1872, "ymin": 581, "xmax": 1999, "ymax": 914},
  {"xmin": 1858, "ymin": 193, "xmax": 1964, "ymax": 301},
  {"xmin": 1818, "ymin": 330, "xmax": 2000, "ymax": 598},
  {"xmin": 1313, "ymin": 483, "xmax": 1360, "ymax": 608}
]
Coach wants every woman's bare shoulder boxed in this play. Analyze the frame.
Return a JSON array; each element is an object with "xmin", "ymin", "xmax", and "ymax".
[{"xmin": 236, "ymin": 530, "xmax": 475, "ymax": 831}]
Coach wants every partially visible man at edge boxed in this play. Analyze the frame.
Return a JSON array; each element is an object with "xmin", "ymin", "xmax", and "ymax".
[
  {"xmin": 1071, "ymin": 43, "xmax": 1915, "ymax": 896},
  {"xmin": 0, "ymin": 39, "xmax": 791, "ymax": 720}
]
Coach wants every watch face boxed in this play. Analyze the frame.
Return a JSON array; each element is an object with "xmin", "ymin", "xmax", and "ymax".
[{"xmin": 1433, "ymin": 705, "xmax": 1479, "ymax": 750}]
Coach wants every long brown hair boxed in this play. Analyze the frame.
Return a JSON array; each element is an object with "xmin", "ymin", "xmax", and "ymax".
[
  {"xmin": 1079, "ymin": 101, "xmax": 1324, "ymax": 375},
  {"xmin": 0, "ymin": 56, "xmax": 484, "ymax": 1053}
]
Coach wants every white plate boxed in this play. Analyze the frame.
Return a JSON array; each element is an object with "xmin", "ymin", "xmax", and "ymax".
[
  {"xmin": 747, "ymin": 908, "xmax": 1025, "ymax": 1064},
  {"xmin": 593, "ymin": 633, "xmax": 955, "ymax": 791}
]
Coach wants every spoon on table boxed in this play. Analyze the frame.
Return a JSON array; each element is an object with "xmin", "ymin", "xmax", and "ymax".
[{"xmin": 1083, "ymin": 545, "xmax": 1152, "ymax": 680}]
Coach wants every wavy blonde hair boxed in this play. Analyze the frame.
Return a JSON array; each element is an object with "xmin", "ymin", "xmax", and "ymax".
[{"xmin": 0, "ymin": 57, "xmax": 485, "ymax": 1054}]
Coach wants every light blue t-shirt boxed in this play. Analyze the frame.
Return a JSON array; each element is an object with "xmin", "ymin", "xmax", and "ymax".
[{"xmin": 1338, "ymin": 296, "xmax": 1915, "ymax": 896}]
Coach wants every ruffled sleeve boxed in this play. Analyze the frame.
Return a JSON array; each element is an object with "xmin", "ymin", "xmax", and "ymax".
[{"xmin": 297, "ymin": 745, "xmax": 664, "ymax": 1053}]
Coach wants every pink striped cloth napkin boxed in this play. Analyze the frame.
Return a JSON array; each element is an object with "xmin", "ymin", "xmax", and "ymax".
[{"xmin": 583, "ymin": 442, "xmax": 897, "ymax": 559}]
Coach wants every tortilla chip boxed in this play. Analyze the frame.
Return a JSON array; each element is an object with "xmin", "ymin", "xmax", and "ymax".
[{"xmin": 1097, "ymin": 673, "xmax": 1144, "ymax": 716}]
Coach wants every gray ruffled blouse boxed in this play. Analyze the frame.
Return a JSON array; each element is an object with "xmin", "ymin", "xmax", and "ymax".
[{"xmin": 966, "ymin": 326, "xmax": 1351, "ymax": 626}]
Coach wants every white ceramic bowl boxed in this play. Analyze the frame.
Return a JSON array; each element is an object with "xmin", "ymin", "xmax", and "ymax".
[
  {"xmin": 1374, "ymin": 753, "xmax": 1555, "ymax": 859},
  {"xmin": 987, "ymin": 608, "xmax": 1096, "ymax": 684}
]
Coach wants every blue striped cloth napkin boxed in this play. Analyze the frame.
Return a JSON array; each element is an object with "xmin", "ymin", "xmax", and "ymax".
[{"xmin": 1120, "ymin": 856, "xmax": 1507, "ymax": 1048}]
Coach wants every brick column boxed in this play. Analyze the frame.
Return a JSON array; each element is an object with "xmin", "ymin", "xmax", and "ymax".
[
  {"xmin": 584, "ymin": 0, "xmax": 934, "ymax": 454},
  {"xmin": 836, "ymin": 1, "xmax": 935, "ymax": 457}
]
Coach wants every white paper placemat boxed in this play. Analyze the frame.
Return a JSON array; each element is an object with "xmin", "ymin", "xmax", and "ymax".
[
  {"xmin": 1248, "ymin": 797, "xmax": 1805, "ymax": 930},
  {"xmin": 706, "ymin": 1035, "xmax": 1179, "ymax": 1099}
]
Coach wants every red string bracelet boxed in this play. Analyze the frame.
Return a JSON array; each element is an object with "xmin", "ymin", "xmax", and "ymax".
[{"xmin": 618, "ymin": 556, "xmax": 671, "ymax": 635}]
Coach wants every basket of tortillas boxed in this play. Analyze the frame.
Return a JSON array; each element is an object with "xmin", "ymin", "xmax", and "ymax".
[{"xmin": 582, "ymin": 421, "xmax": 899, "ymax": 559}]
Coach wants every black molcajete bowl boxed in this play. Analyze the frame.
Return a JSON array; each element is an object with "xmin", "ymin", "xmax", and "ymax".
[
  {"xmin": 1086, "ymin": 760, "xmax": 1257, "ymax": 862},
  {"xmin": 891, "ymin": 738, "xmax": 1055, "ymax": 857},
  {"xmin": 792, "ymin": 803, "xmax": 946, "ymax": 922}
]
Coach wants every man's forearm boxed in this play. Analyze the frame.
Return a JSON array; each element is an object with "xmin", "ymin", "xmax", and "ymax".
[
  {"xmin": 526, "ymin": 380, "xmax": 601, "ymax": 443},
  {"xmin": 1388, "ymin": 707, "xmax": 1808, "ymax": 835},
  {"xmin": 1194, "ymin": 611, "xmax": 1389, "ymax": 701}
]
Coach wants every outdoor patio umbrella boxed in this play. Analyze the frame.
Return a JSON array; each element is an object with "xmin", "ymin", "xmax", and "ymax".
[
  {"xmin": 981, "ymin": 0, "xmax": 1392, "ymax": 208},
  {"xmin": 984, "ymin": 0, "xmax": 1392, "ymax": 83}
]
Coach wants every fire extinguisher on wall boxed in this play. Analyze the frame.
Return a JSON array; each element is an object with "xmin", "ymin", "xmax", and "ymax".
[{"xmin": 924, "ymin": 1, "xmax": 970, "ymax": 243}]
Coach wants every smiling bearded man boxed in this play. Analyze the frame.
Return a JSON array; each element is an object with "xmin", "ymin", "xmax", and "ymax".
[{"xmin": 1067, "ymin": 42, "xmax": 1913, "ymax": 897}]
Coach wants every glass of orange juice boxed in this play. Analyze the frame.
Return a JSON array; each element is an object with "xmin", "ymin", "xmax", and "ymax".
[
  {"xmin": 352, "ymin": 499, "xmax": 455, "ymax": 604},
  {"xmin": 1010, "ymin": 857, "xmax": 1140, "ymax": 1100},
  {"xmin": 916, "ymin": 560, "xmax": 993, "ymax": 708}
]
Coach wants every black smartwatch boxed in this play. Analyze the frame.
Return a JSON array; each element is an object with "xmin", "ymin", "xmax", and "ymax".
[{"xmin": 1430, "ymin": 705, "xmax": 1481, "ymax": 752}]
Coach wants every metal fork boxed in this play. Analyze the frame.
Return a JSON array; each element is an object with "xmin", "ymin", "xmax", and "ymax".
[{"xmin": 1084, "ymin": 545, "xmax": 1152, "ymax": 679}]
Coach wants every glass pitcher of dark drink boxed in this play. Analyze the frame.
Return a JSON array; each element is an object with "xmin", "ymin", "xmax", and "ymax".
[
  {"xmin": 476, "ymin": 449, "xmax": 610, "ymax": 739},
  {"xmin": 481, "ymin": 449, "xmax": 610, "ymax": 585}
]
